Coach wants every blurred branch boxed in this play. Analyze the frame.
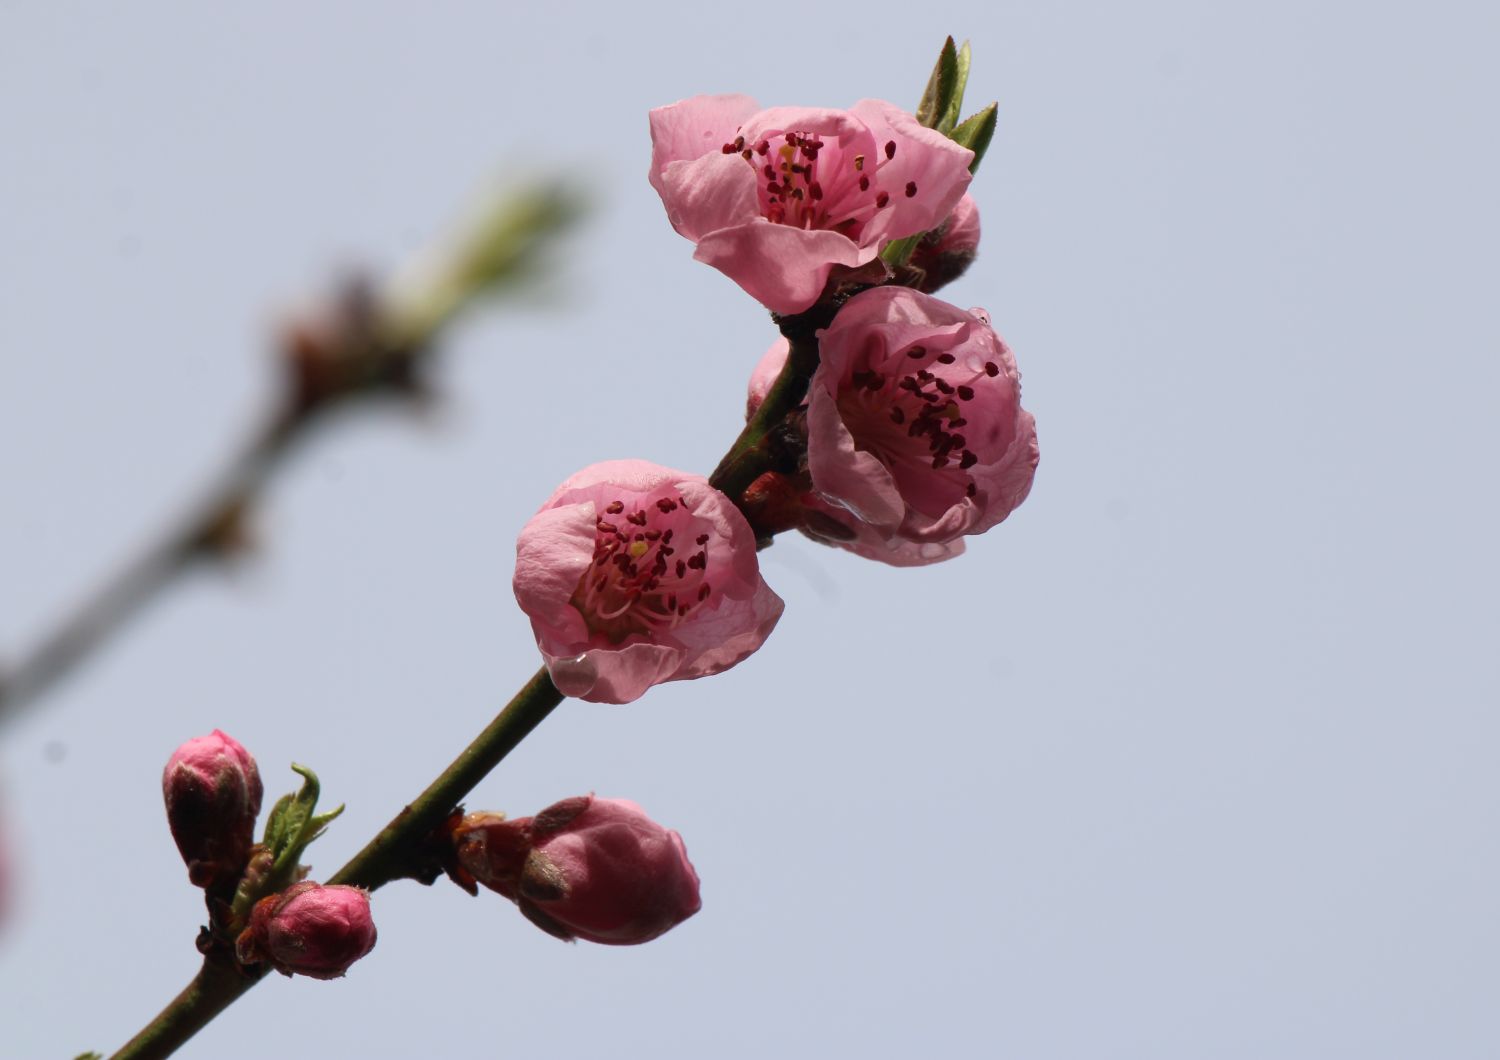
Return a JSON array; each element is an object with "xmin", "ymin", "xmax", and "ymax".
[{"xmin": 0, "ymin": 182, "xmax": 583, "ymax": 728}]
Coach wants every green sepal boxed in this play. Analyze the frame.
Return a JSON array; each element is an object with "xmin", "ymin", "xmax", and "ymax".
[
  {"xmin": 880, "ymin": 233, "xmax": 925, "ymax": 271},
  {"xmin": 951, "ymin": 103, "xmax": 999, "ymax": 174},
  {"xmin": 73, "ymin": 1053, "xmax": 104, "ymax": 1059},
  {"xmin": 915, "ymin": 37, "xmax": 961, "ymax": 130}
]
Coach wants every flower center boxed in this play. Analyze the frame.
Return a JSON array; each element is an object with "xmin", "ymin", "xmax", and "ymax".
[
  {"xmin": 573, "ymin": 495, "xmax": 714, "ymax": 642},
  {"xmin": 722, "ymin": 130, "xmax": 914, "ymax": 237},
  {"xmin": 841, "ymin": 343, "xmax": 1008, "ymax": 505}
]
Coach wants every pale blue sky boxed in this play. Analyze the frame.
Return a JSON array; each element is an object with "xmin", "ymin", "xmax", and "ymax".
[{"xmin": 2, "ymin": 2, "xmax": 1497, "ymax": 1057}]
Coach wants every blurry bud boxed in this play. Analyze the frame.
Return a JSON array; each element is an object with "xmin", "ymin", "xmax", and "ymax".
[
  {"xmin": 236, "ymin": 881, "xmax": 376, "ymax": 979},
  {"xmin": 280, "ymin": 274, "xmax": 415, "ymax": 411},
  {"xmin": 455, "ymin": 795, "xmax": 701, "ymax": 946},
  {"xmin": 163, "ymin": 731, "xmax": 263, "ymax": 889},
  {"xmin": 381, "ymin": 182, "xmax": 585, "ymax": 354},
  {"xmin": 905, "ymin": 193, "xmax": 980, "ymax": 293}
]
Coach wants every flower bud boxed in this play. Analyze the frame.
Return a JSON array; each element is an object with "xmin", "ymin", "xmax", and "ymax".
[
  {"xmin": 457, "ymin": 795, "xmax": 701, "ymax": 946},
  {"xmin": 162, "ymin": 730, "xmax": 263, "ymax": 888},
  {"xmin": 906, "ymin": 193, "xmax": 980, "ymax": 293},
  {"xmin": 236, "ymin": 881, "xmax": 377, "ymax": 979}
]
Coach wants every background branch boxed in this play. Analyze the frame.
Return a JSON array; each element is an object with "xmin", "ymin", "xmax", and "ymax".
[{"xmin": 0, "ymin": 184, "xmax": 581, "ymax": 728}]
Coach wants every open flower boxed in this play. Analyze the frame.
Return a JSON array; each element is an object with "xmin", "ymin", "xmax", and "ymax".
[
  {"xmin": 649, "ymin": 95, "xmax": 973, "ymax": 314},
  {"xmin": 810, "ymin": 287, "xmax": 1037, "ymax": 547},
  {"xmin": 514, "ymin": 460, "xmax": 783, "ymax": 704},
  {"xmin": 454, "ymin": 795, "xmax": 701, "ymax": 946},
  {"xmin": 745, "ymin": 340, "xmax": 961, "ymax": 566}
]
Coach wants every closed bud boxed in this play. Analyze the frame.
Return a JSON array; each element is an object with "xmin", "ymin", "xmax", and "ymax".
[
  {"xmin": 162, "ymin": 730, "xmax": 263, "ymax": 888},
  {"xmin": 457, "ymin": 795, "xmax": 701, "ymax": 946},
  {"xmin": 906, "ymin": 193, "xmax": 980, "ymax": 293},
  {"xmin": 236, "ymin": 881, "xmax": 377, "ymax": 979}
]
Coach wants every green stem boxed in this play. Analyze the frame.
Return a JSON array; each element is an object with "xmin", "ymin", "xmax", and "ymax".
[
  {"xmin": 108, "ymin": 667, "xmax": 563, "ymax": 1060},
  {"xmin": 108, "ymin": 309, "xmax": 828, "ymax": 1060},
  {"xmin": 107, "ymin": 959, "xmax": 266, "ymax": 1060},
  {"xmin": 329, "ymin": 666, "xmax": 563, "ymax": 890},
  {"xmin": 708, "ymin": 307, "xmax": 831, "ymax": 499}
]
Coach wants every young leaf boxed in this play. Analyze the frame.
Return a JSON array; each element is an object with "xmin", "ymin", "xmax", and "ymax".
[
  {"xmin": 938, "ymin": 40, "xmax": 973, "ymax": 134},
  {"xmin": 951, "ymin": 103, "xmax": 999, "ymax": 174},
  {"xmin": 915, "ymin": 37, "xmax": 960, "ymax": 130},
  {"xmin": 261, "ymin": 791, "xmax": 296, "ymax": 853}
]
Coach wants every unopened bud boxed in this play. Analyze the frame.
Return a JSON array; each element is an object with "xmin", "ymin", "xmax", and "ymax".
[
  {"xmin": 236, "ymin": 881, "xmax": 377, "ymax": 979},
  {"xmin": 907, "ymin": 193, "xmax": 980, "ymax": 293},
  {"xmin": 457, "ymin": 795, "xmax": 700, "ymax": 946},
  {"xmin": 162, "ymin": 730, "xmax": 263, "ymax": 888}
]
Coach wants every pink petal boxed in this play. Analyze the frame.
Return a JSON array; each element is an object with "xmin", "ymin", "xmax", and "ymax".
[
  {"xmin": 805, "ymin": 384, "xmax": 905, "ymax": 529},
  {"xmin": 658, "ymin": 152, "xmax": 760, "ymax": 242},
  {"xmin": 848, "ymin": 99, "xmax": 973, "ymax": 243},
  {"xmin": 546, "ymin": 641, "xmax": 686, "ymax": 705},
  {"xmin": 694, "ymin": 221, "xmax": 874, "ymax": 315},
  {"xmin": 648, "ymin": 94, "xmax": 760, "ymax": 199}
]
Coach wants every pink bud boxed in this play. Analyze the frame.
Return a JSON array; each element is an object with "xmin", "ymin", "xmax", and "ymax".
[
  {"xmin": 456, "ymin": 796, "xmax": 701, "ymax": 946},
  {"xmin": 906, "ymin": 193, "xmax": 981, "ymax": 293},
  {"xmin": 162, "ymin": 730, "xmax": 263, "ymax": 888},
  {"xmin": 237, "ymin": 881, "xmax": 377, "ymax": 979}
]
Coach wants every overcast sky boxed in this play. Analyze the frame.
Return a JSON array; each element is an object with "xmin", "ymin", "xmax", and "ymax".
[{"xmin": 2, "ymin": 2, "xmax": 1497, "ymax": 1057}]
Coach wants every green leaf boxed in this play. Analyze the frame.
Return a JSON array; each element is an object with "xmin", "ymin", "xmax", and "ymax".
[
  {"xmin": 951, "ymin": 103, "xmax": 999, "ymax": 174},
  {"xmin": 938, "ymin": 40, "xmax": 973, "ymax": 134},
  {"xmin": 914, "ymin": 37, "xmax": 960, "ymax": 130}
]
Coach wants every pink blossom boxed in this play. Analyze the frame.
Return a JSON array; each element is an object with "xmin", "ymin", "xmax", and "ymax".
[
  {"xmin": 237, "ymin": 881, "xmax": 377, "ymax": 979},
  {"xmin": 162, "ymin": 730, "xmax": 263, "ymax": 888},
  {"xmin": 809, "ymin": 287, "xmax": 1037, "ymax": 547},
  {"xmin": 456, "ymin": 796, "xmax": 701, "ymax": 946},
  {"xmin": 514, "ymin": 460, "xmax": 783, "ymax": 704},
  {"xmin": 649, "ymin": 95, "xmax": 973, "ymax": 314},
  {"xmin": 745, "ymin": 340, "xmax": 967, "ymax": 566},
  {"xmin": 907, "ymin": 193, "xmax": 981, "ymax": 294}
]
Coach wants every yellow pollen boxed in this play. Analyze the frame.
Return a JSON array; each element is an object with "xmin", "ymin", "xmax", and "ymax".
[
  {"xmin": 941, "ymin": 402, "xmax": 961, "ymax": 421},
  {"xmin": 628, "ymin": 540, "xmax": 650, "ymax": 559}
]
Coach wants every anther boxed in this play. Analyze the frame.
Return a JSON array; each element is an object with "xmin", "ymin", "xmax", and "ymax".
[
  {"xmin": 984, "ymin": 362, "xmax": 1000, "ymax": 377},
  {"xmin": 884, "ymin": 140, "xmax": 896, "ymax": 160},
  {"xmin": 956, "ymin": 385, "xmax": 975, "ymax": 401},
  {"xmin": 936, "ymin": 353, "xmax": 956, "ymax": 364},
  {"xmin": 875, "ymin": 191, "xmax": 890, "ymax": 208},
  {"xmin": 905, "ymin": 181, "xmax": 918, "ymax": 197}
]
